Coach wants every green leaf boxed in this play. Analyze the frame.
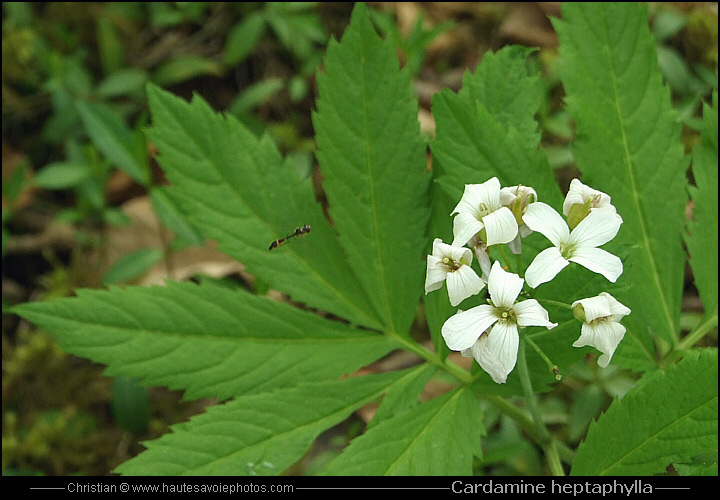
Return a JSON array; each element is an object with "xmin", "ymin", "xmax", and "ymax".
[
  {"xmin": 430, "ymin": 45, "xmax": 562, "ymax": 207},
  {"xmin": 323, "ymin": 387, "xmax": 483, "ymax": 475},
  {"xmin": 553, "ymin": 3, "xmax": 688, "ymax": 360},
  {"xmin": 11, "ymin": 281, "xmax": 397, "ymax": 401},
  {"xmin": 96, "ymin": 68, "xmax": 148, "ymax": 99},
  {"xmin": 313, "ymin": 3, "xmax": 431, "ymax": 334},
  {"xmin": 114, "ymin": 371, "xmax": 406, "ymax": 476},
  {"xmin": 148, "ymin": 186, "xmax": 204, "ymax": 246},
  {"xmin": 77, "ymin": 101, "xmax": 150, "ymax": 186},
  {"xmin": 227, "ymin": 77, "xmax": 284, "ymax": 116},
  {"xmin": 686, "ymin": 91, "xmax": 718, "ymax": 320},
  {"xmin": 223, "ymin": 12, "xmax": 266, "ymax": 66},
  {"xmin": 368, "ymin": 363, "xmax": 437, "ymax": 428},
  {"xmin": 151, "ymin": 56, "xmax": 225, "ymax": 87},
  {"xmin": 33, "ymin": 162, "xmax": 92, "ymax": 189},
  {"xmin": 102, "ymin": 248, "xmax": 164, "ymax": 285},
  {"xmin": 111, "ymin": 376, "xmax": 150, "ymax": 434},
  {"xmin": 146, "ymin": 83, "xmax": 381, "ymax": 329},
  {"xmin": 571, "ymin": 349, "xmax": 718, "ymax": 476}
]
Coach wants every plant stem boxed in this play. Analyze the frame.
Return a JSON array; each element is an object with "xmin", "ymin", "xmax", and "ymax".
[
  {"xmin": 517, "ymin": 335, "xmax": 565, "ymax": 476},
  {"xmin": 677, "ymin": 308, "xmax": 718, "ymax": 352},
  {"xmin": 389, "ymin": 330, "xmax": 571, "ymax": 472}
]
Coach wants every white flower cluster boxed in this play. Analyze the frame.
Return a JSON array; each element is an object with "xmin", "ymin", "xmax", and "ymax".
[{"xmin": 425, "ymin": 178, "xmax": 630, "ymax": 383}]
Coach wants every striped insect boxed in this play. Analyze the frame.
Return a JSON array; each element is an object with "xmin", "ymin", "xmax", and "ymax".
[{"xmin": 268, "ymin": 224, "xmax": 311, "ymax": 250}]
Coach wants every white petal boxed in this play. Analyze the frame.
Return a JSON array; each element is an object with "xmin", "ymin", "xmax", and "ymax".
[
  {"xmin": 452, "ymin": 211, "xmax": 485, "ymax": 247},
  {"xmin": 469, "ymin": 321, "xmax": 519, "ymax": 383},
  {"xmin": 522, "ymin": 202, "xmax": 569, "ymax": 247},
  {"xmin": 488, "ymin": 261, "xmax": 524, "ymax": 307},
  {"xmin": 434, "ymin": 239, "xmax": 474, "ymax": 265},
  {"xmin": 568, "ymin": 207, "xmax": 622, "ymax": 248},
  {"xmin": 453, "ymin": 178, "xmax": 502, "ymax": 215},
  {"xmin": 474, "ymin": 244, "xmax": 492, "ymax": 281},
  {"xmin": 446, "ymin": 265, "xmax": 485, "ymax": 306},
  {"xmin": 524, "ymin": 247, "xmax": 569, "ymax": 288},
  {"xmin": 514, "ymin": 299, "xmax": 557, "ymax": 329},
  {"xmin": 569, "ymin": 247, "xmax": 623, "ymax": 283},
  {"xmin": 483, "ymin": 206, "xmax": 519, "ymax": 246},
  {"xmin": 573, "ymin": 321, "xmax": 625, "ymax": 368},
  {"xmin": 441, "ymin": 305, "xmax": 498, "ymax": 351},
  {"xmin": 571, "ymin": 294, "xmax": 613, "ymax": 322},
  {"xmin": 599, "ymin": 292, "xmax": 631, "ymax": 321},
  {"xmin": 425, "ymin": 255, "xmax": 447, "ymax": 293},
  {"xmin": 431, "ymin": 238, "xmax": 444, "ymax": 255},
  {"xmin": 563, "ymin": 178, "xmax": 589, "ymax": 216},
  {"xmin": 507, "ymin": 233, "xmax": 522, "ymax": 255},
  {"xmin": 563, "ymin": 178, "xmax": 613, "ymax": 215},
  {"xmin": 500, "ymin": 185, "xmax": 537, "ymax": 207}
]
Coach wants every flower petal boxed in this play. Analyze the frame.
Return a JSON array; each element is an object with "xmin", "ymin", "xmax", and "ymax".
[
  {"xmin": 522, "ymin": 202, "xmax": 569, "ymax": 247},
  {"xmin": 571, "ymin": 294, "xmax": 612, "ymax": 322},
  {"xmin": 568, "ymin": 207, "xmax": 622, "ymax": 248},
  {"xmin": 441, "ymin": 305, "xmax": 497, "ymax": 351},
  {"xmin": 469, "ymin": 321, "xmax": 519, "ymax": 383},
  {"xmin": 474, "ymin": 244, "xmax": 492, "ymax": 281},
  {"xmin": 569, "ymin": 247, "xmax": 623, "ymax": 282},
  {"xmin": 451, "ymin": 211, "xmax": 485, "ymax": 247},
  {"xmin": 524, "ymin": 247, "xmax": 569, "ymax": 288},
  {"xmin": 453, "ymin": 178, "xmax": 502, "ymax": 215},
  {"xmin": 425, "ymin": 255, "xmax": 447, "ymax": 293},
  {"xmin": 446, "ymin": 265, "xmax": 485, "ymax": 306},
  {"xmin": 483, "ymin": 206, "xmax": 518, "ymax": 246},
  {"xmin": 563, "ymin": 178, "xmax": 613, "ymax": 215},
  {"xmin": 572, "ymin": 321, "xmax": 625, "ymax": 367},
  {"xmin": 514, "ymin": 299, "xmax": 557, "ymax": 329},
  {"xmin": 600, "ymin": 292, "xmax": 631, "ymax": 321},
  {"xmin": 488, "ymin": 261, "xmax": 524, "ymax": 307}
]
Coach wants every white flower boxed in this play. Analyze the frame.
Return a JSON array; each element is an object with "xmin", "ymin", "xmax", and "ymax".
[
  {"xmin": 563, "ymin": 179, "xmax": 615, "ymax": 229},
  {"xmin": 572, "ymin": 292, "xmax": 631, "ymax": 367},
  {"xmin": 522, "ymin": 202, "xmax": 623, "ymax": 288},
  {"xmin": 441, "ymin": 262, "xmax": 557, "ymax": 383},
  {"xmin": 451, "ymin": 177, "xmax": 519, "ymax": 248},
  {"xmin": 425, "ymin": 238, "xmax": 485, "ymax": 306},
  {"xmin": 562, "ymin": 178, "xmax": 614, "ymax": 216},
  {"xmin": 500, "ymin": 185, "xmax": 538, "ymax": 254}
]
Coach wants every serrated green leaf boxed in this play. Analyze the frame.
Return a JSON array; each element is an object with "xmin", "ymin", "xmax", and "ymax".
[
  {"xmin": 323, "ymin": 387, "xmax": 483, "ymax": 475},
  {"xmin": 11, "ymin": 281, "xmax": 397, "ymax": 401},
  {"xmin": 430, "ymin": 45, "xmax": 562, "ymax": 207},
  {"xmin": 313, "ymin": 3, "xmax": 431, "ymax": 335},
  {"xmin": 686, "ymin": 91, "xmax": 718, "ymax": 320},
  {"xmin": 553, "ymin": 3, "xmax": 688, "ymax": 360},
  {"xmin": 571, "ymin": 349, "xmax": 718, "ymax": 476},
  {"xmin": 77, "ymin": 100, "xmax": 150, "ymax": 186},
  {"xmin": 115, "ymin": 371, "xmax": 406, "ymax": 476},
  {"xmin": 146, "ymin": 84, "xmax": 381, "ymax": 329}
]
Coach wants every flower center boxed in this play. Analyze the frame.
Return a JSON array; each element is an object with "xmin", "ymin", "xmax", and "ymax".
[
  {"xmin": 475, "ymin": 202, "xmax": 491, "ymax": 219},
  {"xmin": 588, "ymin": 316, "xmax": 611, "ymax": 326},
  {"xmin": 495, "ymin": 306, "xmax": 517, "ymax": 324},
  {"xmin": 442, "ymin": 256, "xmax": 460, "ymax": 271},
  {"xmin": 559, "ymin": 241, "xmax": 577, "ymax": 259}
]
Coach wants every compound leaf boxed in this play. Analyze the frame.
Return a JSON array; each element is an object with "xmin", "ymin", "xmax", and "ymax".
[
  {"xmin": 147, "ymin": 84, "xmax": 381, "ymax": 330},
  {"xmin": 11, "ymin": 281, "xmax": 397, "ymax": 401},
  {"xmin": 313, "ymin": 3, "xmax": 431, "ymax": 334},
  {"xmin": 115, "ymin": 371, "xmax": 406, "ymax": 476},
  {"xmin": 323, "ymin": 387, "xmax": 483, "ymax": 475},
  {"xmin": 553, "ymin": 3, "xmax": 688, "ymax": 366},
  {"xmin": 571, "ymin": 349, "xmax": 718, "ymax": 475}
]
